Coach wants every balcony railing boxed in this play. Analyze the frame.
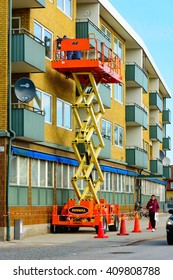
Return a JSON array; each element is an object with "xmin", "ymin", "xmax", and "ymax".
[
  {"xmin": 162, "ymin": 109, "xmax": 171, "ymax": 124},
  {"xmin": 150, "ymin": 158, "xmax": 163, "ymax": 175},
  {"xmin": 163, "ymin": 136, "xmax": 171, "ymax": 150},
  {"xmin": 126, "ymin": 146, "xmax": 148, "ymax": 169},
  {"xmin": 12, "ymin": 28, "xmax": 45, "ymax": 73},
  {"xmin": 149, "ymin": 91, "xmax": 162, "ymax": 112},
  {"xmin": 149, "ymin": 124, "xmax": 162, "ymax": 142},
  {"xmin": 12, "ymin": 103, "xmax": 44, "ymax": 142},
  {"xmin": 126, "ymin": 102, "xmax": 148, "ymax": 129},
  {"xmin": 126, "ymin": 63, "xmax": 148, "ymax": 92}
]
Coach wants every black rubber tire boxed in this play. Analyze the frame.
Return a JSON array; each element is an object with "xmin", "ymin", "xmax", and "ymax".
[
  {"xmin": 95, "ymin": 216, "xmax": 107, "ymax": 234},
  {"xmin": 108, "ymin": 215, "xmax": 119, "ymax": 232}
]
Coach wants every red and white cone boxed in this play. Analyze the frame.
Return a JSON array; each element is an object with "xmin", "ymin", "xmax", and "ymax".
[
  {"xmin": 117, "ymin": 213, "xmax": 129, "ymax": 235},
  {"xmin": 94, "ymin": 215, "xmax": 108, "ymax": 239}
]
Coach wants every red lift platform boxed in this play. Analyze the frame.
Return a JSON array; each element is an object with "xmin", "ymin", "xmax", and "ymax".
[{"xmin": 52, "ymin": 37, "xmax": 122, "ymax": 84}]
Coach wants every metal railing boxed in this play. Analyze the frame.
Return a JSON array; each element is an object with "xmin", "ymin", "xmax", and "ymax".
[{"xmin": 12, "ymin": 103, "xmax": 45, "ymax": 115}]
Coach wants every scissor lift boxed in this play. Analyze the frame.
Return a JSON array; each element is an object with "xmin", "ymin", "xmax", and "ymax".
[{"xmin": 52, "ymin": 37, "xmax": 122, "ymax": 233}]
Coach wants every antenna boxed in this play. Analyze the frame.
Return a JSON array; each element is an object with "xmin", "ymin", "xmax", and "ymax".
[
  {"xmin": 14, "ymin": 77, "xmax": 36, "ymax": 102},
  {"xmin": 162, "ymin": 157, "xmax": 171, "ymax": 166}
]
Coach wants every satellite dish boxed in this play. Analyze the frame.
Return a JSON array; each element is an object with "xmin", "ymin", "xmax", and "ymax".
[
  {"xmin": 14, "ymin": 77, "xmax": 36, "ymax": 102},
  {"xmin": 159, "ymin": 150, "xmax": 165, "ymax": 161},
  {"xmin": 162, "ymin": 157, "xmax": 171, "ymax": 166}
]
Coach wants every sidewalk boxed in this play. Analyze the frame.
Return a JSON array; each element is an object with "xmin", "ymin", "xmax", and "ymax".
[{"xmin": 0, "ymin": 213, "xmax": 169, "ymax": 248}]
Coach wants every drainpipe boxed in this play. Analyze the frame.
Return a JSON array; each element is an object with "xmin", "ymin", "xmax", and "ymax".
[{"xmin": 7, "ymin": 0, "xmax": 16, "ymax": 241}]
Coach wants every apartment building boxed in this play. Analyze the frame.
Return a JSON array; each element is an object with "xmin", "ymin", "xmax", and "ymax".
[{"xmin": 0, "ymin": 0, "xmax": 171, "ymax": 240}]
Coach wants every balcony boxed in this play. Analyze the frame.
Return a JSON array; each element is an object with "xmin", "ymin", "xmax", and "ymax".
[
  {"xmin": 149, "ymin": 124, "xmax": 162, "ymax": 142},
  {"xmin": 150, "ymin": 159, "xmax": 163, "ymax": 175},
  {"xmin": 125, "ymin": 63, "xmax": 148, "ymax": 92},
  {"xmin": 162, "ymin": 109, "xmax": 171, "ymax": 124},
  {"xmin": 126, "ymin": 146, "xmax": 148, "ymax": 169},
  {"xmin": 12, "ymin": 103, "xmax": 44, "ymax": 142},
  {"xmin": 126, "ymin": 103, "xmax": 148, "ymax": 129},
  {"xmin": 12, "ymin": 29, "xmax": 45, "ymax": 73},
  {"xmin": 163, "ymin": 166, "xmax": 171, "ymax": 179},
  {"xmin": 163, "ymin": 137, "xmax": 171, "ymax": 150},
  {"xmin": 12, "ymin": 0, "xmax": 46, "ymax": 9},
  {"xmin": 76, "ymin": 19, "xmax": 111, "ymax": 48},
  {"xmin": 95, "ymin": 84, "xmax": 111, "ymax": 109},
  {"xmin": 149, "ymin": 91, "xmax": 162, "ymax": 112}
]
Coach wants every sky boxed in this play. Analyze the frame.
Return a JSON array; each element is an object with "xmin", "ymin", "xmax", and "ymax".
[{"xmin": 109, "ymin": 0, "xmax": 173, "ymax": 163}]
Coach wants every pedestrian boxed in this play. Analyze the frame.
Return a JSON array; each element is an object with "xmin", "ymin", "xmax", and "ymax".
[{"xmin": 146, "ymin": 194, "xmax": 160, "ymax": 232}]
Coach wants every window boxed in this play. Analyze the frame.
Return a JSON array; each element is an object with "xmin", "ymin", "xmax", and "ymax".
[
  {"xmin": 114, "ymin": 125, "xmax": 123, "ymax": 147},
  {"xmin": 114, "ymin": 36, "xmax": 123, "ymax": 61},
  {"xmin": 34, "ymin": 21, "xmax": 52, "ymax": 59},
  {"xmin": 56, "ymin": 163, "xmax": 75, "ymax": 189},
  {"xmin": 10, "ymin": 156, "xmax": 28, "ymax": 186},
  {"xmin": 102, "ymin": 119, "xmax": 112, "ymax": 140},
  {"xmin": 114, "ymin": 83, "xmax": 123, "ymax": 103},
  {"xmin": 34, "ymin": 89, "xmax": 52, "ymax": 123},
  {"xmin": 57, "ymin": 98, "xmax": 72, "ymax": 129},
  {"xmin": 31, "ymin": 159, "xmax": 53, "ymax": 188},
  {"xmin": 57, "ymin": 0, "xmax": 72, "ymax": 18},
  {"xmin": 101, "ymin": 24, "xmax": 111, "ymax": 41},
  {"xmin": 12, "ymin": 17, "xmax": 21, "ymax": 34}
]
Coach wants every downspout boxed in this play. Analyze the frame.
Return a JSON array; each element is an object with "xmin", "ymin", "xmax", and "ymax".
[{"xmin": 7, "ymin": 0, "xmax": 16, "ymax": 241}]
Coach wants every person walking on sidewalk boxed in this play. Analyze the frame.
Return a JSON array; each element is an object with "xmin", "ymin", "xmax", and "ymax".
[{"xmin": 146, "ymin": 194, "xmax": 160, "ymax": 232}]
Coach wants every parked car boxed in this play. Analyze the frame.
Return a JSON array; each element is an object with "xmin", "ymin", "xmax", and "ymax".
[{"xmin": 166, "ymin": 209, "xmax": 173, "ymax": 245}]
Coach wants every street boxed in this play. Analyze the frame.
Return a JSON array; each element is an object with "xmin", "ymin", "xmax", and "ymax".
[{"xmin": 0, "ymin": 213, "xmax": 172, "ymax": 260}]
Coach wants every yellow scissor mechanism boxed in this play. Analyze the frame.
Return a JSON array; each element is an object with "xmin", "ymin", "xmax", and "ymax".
[{"xmin": 71, "ymin": 72, "xmax": 105, "ymax": 205}]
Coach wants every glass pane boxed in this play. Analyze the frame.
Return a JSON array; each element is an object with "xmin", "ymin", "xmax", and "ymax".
[
  {"xmin": 63, "ymin": 164, "xmax": 68, "ymax": 188},
  {"xmin": 102, "ymin": 119, "xmax": 106, "ymax": 136},
  {"xmin": 64, "ymin": 103, "xmax": 71, "ymax": 129},
  {"xmin": 107, "ymin": 122, "xmax": 111, "ymax": 138},
  {"xmin": 34, "ymin": 90, "xmax": 42, "ymax": 110},
  {"xmin": 57, "ymin": 0, "xmax": 63, "ymax": 10},
  {"xmin": 10, "ymin": 156, "xmax": 17, "ymax": 184},
  {"xmin": 66, "ymin": 0, "xmax": 72, "ymax": 17},
  {"xmin": 19, "ymin": 157, "xmax": 28, "ymax": 185},
  {"xmin": 114, "ymin": 36, "xmax": 118, "ymax": 55},
  {"xmin": 57, "ymin": 99, "xmax": 63, "ymax": 126},
  {"xmin": 44, "ymin": 93, "xmax": 51, "ymax": 123},
  {"xmin": 118, "ymin": 41, "xmax": 123, "ymax": 60},
  {"xmin": 114, "ymin": 84, "xmax": 118, "ymax": 100},
  {"xmin": 114, "ymin": 126, "xmax": 118, "ymax": 145},
  {"xmin": 40, "ymin": 161, "xmax": 46, "ymax": 187},
  {"xmin": 119, "ymin": 84, "xmax": 123, "ymax": 103},
  {"xmin": 56, "ymin": 163, "xmax": 61, "ymax": 188},
  {"xmin": 47, "ymin": 162, "xmax": 53, "ymax": 187},
  {"xmin": 34, "ymin": 22, "xmax": 42, "ymax": 41},
  {"xmin": 119, "ymin": 127, "xmax": 123, "ymax": 147},
  {"xmin": 32, "ymin": 159, "xmax": 39, "ymax": 186},
  {"xmin": 44, "ymin": 29, "xmax": 52, "ymax": 59}
]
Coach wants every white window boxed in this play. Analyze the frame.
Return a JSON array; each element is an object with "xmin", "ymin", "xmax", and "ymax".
[
  {"xmin": 31, "ymin": 159, "xmax": 53, "ymax": 188},
  {"xmin": 101, "ymin": 24, "xmax": 111, "ymax": 41},
  {"xmin": 114, "ymin": 36, "xmax": 123, "ymax": 61},
  {"xmin": 34, "ymin": 21, "xmax": 53, "ymax": 59},
  {"xmin": 102, "ymin": 119, "xmax": 112, "ymax": 140},
  {"xmin": 114, "ymin": 125, "xmax": 123, "ymax": 147},
  {"xmin": 57, "ymin": 0, "xmax": 72, "ymax": 18},
  {"xmin": 114, "ymin": 83, "xmax": 123, "ymax": 103},
  {"xmin": 10, "ymin": 156, "xmax": 28, "ymax": 186},
  {"xmin": 57, "ymin": 98, "xmax": 72, "ymax": 130},
  {"xmin": 34, "ymin": 89, "xmax": 52, "ymax": 123}
]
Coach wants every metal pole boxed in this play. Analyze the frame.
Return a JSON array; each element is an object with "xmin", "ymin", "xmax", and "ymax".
[{"xmin": 7, "ymin": 0, "xmax": 16, "ymax": 241}]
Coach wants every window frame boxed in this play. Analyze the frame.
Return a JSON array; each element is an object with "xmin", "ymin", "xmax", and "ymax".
[
  {"xmin": 57, "ymin": 0, "xmax": 72, "ymax": 18},
  {"xmin": 56, "ymin": 98, "xmax": 72, "ymax": 130},
  {"xmin": 34, "ymin": 89, "xmax": 52, "ymax": 124},
  {"xmin": 114, "ymin": 125, "xmax": 124, "ymax": 147}
]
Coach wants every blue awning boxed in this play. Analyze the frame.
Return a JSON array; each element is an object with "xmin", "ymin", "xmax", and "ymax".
[
  {"xmin": 12, "ymin": 146, "xmax": 79, "ymax": 166},
  {"xmin": 100, "ymin": 165, "xmax": 137, "ymax": 177}
]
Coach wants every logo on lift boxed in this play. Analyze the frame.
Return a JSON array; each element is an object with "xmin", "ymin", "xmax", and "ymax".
[{"xmin": 69, "ymin": 206, "xmax": 89, "ymax": 215}]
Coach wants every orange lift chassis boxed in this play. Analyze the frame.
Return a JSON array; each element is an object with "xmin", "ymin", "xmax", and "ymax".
[{"xmin": 52, "ymin": 37, "xmax": 122, "ymax": 233}]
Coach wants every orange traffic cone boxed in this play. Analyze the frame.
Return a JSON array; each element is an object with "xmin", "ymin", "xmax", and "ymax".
[
  {"xmin": 94, "ymin": 215, "xmax": 108, "ymax": 238},
  {"xmin": 117, "ymin": 213, "xmax": 129, "ymax": 235},
  {"xmin": 147, "ymin": 220, "xmax": 152, "ymax": 230},
  {"xmin": 132, "ymin": 211, "xmax": 141, "ymax": 233}
]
